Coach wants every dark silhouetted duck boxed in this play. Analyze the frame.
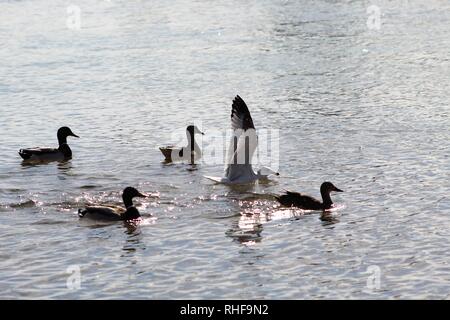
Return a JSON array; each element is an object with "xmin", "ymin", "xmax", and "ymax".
[
  {"xmin": 159, "ymin": 125, "xmax": 204, "ymax": 164},
  {"xmin": 19, "ymin": 126, "xmax": 79, "ymax": 161},
  {"xmin": 276, "ymin": 182, "xmax": 343, "ymax": 210},
  {"xmin": 78, "ymin": 187, "xmax": 148, "ymax": 221}
]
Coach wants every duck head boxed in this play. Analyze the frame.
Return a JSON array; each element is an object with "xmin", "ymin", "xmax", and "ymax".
[
  {"xmin": 57, "ymin": 126, "xmax": 79, "ymax": 145},
  {"xmin": 186, "ymin": 125, "xmax": 205, "ymax": 136},
  {"xmin": 320, "ymin": 182, "xmax": 343, "ymax": 194},
  {"xmin": 122, "ymin": 187, "xmax": 148, "ymax": 209},
  {"xmin": 320, "ymin": 182, "xmax": 343, "ymax": 209}
]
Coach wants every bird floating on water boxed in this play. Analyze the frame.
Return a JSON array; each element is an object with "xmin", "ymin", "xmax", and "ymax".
[
  {"xmin": 204, "ymin": 95, "xmax": 279, "ymax": 184},
  {"xmin": 78, "ymin": 187, "xmax": 148, "ymax": 221},
  {"xmin": 18, "ymin": 126, "xmax": 79, "ymax": 161},
  {"xmin": 159, "ymin": 125, "xmax": 204, "ymax": 164},
  {"xmin": 276, "ymin": 182, "xmax": 343, "ymax": 210}
]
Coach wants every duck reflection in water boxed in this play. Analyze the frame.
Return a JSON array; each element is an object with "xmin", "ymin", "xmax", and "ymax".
[
  {"xmin": 225, "ymin": 189, "xmax": 342, "ymax": 245},
  {"xmin": 225, "ymin": 195, "xmax": 306, "ymax": 246},
  {"xmin": 226, "ymin": 214, "xmax": 265, "ymax": 246},
  {"xmin": 20, "ymin": 158, "xmax": 74, "ymax": 170},
  {"xmin": 121, "ymin": 226, "xmax": 146, "ymax": 256},
  {"xmin": 320, "ymin": 211, "xmax": 341, "ymax": 225}
]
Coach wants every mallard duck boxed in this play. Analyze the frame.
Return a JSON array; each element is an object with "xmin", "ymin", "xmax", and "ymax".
[
  {"xmin": 204, "ymin": 95, "xmax": 279, "ymax": 184},
  {"xmin": 78, "ymin": 187, "xmax": 148, "ymax": 221},
  {"xmin": 159, "ymin": 125, "xmax": 204, "ymax": 164},
  {"xmin": 276, "ymin": 182, "xmax": 343, "ymax": 210},
  {"xmin": 19, "ymin": 126, "xmax": 79, "ymax": 161}
]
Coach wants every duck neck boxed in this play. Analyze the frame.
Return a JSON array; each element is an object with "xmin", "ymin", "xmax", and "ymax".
[
  {"xmin": 124, "ymin": 207, "xmax": 140, "ymax": 220},
  {"xmin": 321, "ymin": 190, "xmax": 333, "ymax": 209},
  {"xmin": 186, "ymin": 130, "xmax": 201, "ymax": 164},
  {"xmin": 186, "ymin": 131, "xmax": 195, "ymax": 148},
  {"xmin": 58, "ymin": 134, "xmax": 68, "ymax": 146},
  {"xmin": 187, "ymin": 131, "xmax": 201, "ymax": 152},
  {"xmin": 58, "ymin": 144, "xmax": 72, "ymax": 158},
  {"xmin": 123, "ymin": 195, "xmax": 133, "ymax": 209}
]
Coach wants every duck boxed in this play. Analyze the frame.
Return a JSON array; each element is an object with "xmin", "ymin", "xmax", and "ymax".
[
  {"xmin": 276, "ymin": 182, "xmax": 343, "ymax": 210},
  {"xmin": 78, "ymin": 187, "xmax": 148, "ymax": 221},
  {"xmin": 204, "ymin": 95, "xmax": 279, "ymax": 184},
  {"xmin": 159, "ymin": 125, "xmax": 204, "ymax": 164},
  {"xmin": 19, "ymin": 126, "xmax": 79, "ymax": 161}
]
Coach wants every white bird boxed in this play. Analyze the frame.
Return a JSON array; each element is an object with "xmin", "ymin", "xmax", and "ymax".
[{"xmin": 205, "ymin": 95, "xmax": 279, "ymax": 184}]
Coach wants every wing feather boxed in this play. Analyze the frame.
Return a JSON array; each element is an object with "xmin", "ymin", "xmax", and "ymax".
[
  {"xmin": 19, "ymin": 147, "xmax": 61, "ymax": 160},
  {"xmin": 231, "ymin": 95, "xmax": 255, "ymax": 130},
  {"xmin": 224, "ymin": 96, "xmax": 258, "ymax": 182},
  {"xmin": 79, "ymin": 206, "xmax": 124, "ymax": 220}
]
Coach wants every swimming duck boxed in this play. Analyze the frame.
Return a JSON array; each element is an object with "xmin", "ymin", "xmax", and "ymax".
[
  {"xmin": 276, "ymin": 182, "xmax": 343, "ymax": 210},
  {"xmin": 78, "ymin": 187, "xmax": 148, "ymax": 221},
  {"xmin": 159, "ymin": 125, "xmax": 204, "ymax": 164},
  {"xmin": 204, "ymin": 95, "xmax": 279, "ymax": 184},
  {"xmin": 19, "ymin": 126, "xmax": 79, "ymax": 161}
]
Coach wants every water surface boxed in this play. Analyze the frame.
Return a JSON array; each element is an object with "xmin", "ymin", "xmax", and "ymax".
[{"xmin": 0, "ymin": 0, "xmax": 449, "ymax": 299}]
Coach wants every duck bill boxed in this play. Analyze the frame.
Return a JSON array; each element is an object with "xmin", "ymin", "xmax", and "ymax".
[
  {"xmin": 71, "ymin": 133, "xmax": 80, "ymax": 138},
  {"xmin": 137, "ymin": 191, "xmax": 148, "ymax": 198},
  {"xmin": 195, "ymin": 127, "xmax": 205, "ymax": 135},
  {"xmin": 334, "ymin": 187, "xmax": 344, "ymax": 192}
]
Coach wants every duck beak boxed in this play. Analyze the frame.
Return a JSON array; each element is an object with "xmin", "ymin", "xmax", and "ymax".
[
  {"xmin": 334, "ymin": 187, "xmax": 343, "ymax": 192},
  {"xmin": 71, "ymin": 133, "xmax": 80, "ymax": 138},
  {"xmin": 137, "ymin": 191, "xmax": 148, "ymax": 198}
]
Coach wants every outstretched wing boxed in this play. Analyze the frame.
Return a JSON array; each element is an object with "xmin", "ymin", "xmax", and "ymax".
[
  {"xmin": 224, "ymin": 95, "xmax": 258, "ymax": 182},
  {"xmin": 231, "ymin": 95, "xmax": 255, "ymax": 131}
]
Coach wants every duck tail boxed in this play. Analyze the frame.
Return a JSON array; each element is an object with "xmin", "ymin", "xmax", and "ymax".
[
  {"xmin": 78, "ymin": 208, "xmax": 87, "ymax": 217},
  {"xmin": 159, "ymin": 147, "xmax": 172, "ymax": 160}
]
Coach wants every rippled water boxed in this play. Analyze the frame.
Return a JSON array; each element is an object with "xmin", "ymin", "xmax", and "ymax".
[{"xmin": 1, "ymin": 0, "xmax": 449, "ymax": 299}]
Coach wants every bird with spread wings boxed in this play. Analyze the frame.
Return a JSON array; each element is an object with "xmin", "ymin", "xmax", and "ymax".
[{"xmin": 205, "ymin": 95, "xmax": 279, "ymax": 184}]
